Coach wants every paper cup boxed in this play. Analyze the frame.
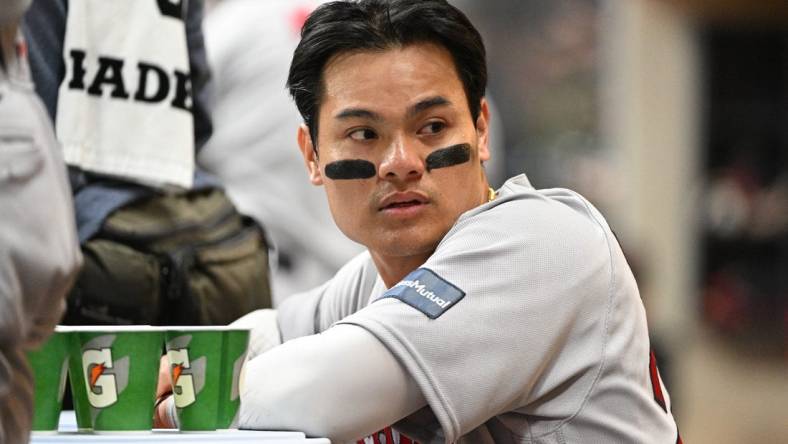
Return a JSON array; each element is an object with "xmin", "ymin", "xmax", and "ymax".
[
  {"xmin": 164, "ymin": 327, "xmax": 225, "ymax": 431},
  {"xmin": 64, "ymin": 326, "xmax": 163, "ymax": 432},
  {"xmin": 216, "ymin": 327, "xmax": 250, "ymax": 429},
  {"xmin": 27, "ymin": 328, "xmax": 70, "ymax": 431}
]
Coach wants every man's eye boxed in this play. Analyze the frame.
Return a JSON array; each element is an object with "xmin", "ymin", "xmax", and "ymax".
[
  {"xmin": 419, "ymin": 121, "xmax": 446, "ymax": 135},
  {"xmin": 349, "ymin": 128, "xmax": 377, "ymax": 141}
]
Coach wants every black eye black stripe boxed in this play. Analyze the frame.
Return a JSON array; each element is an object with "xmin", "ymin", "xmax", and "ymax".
[
  {"xmin": 425, "ymin": 143, "xmax": 470, "ymax": 171},
  {"xmin": 325, "ymin": 159, "xmax": 376, "ymax": 180}
]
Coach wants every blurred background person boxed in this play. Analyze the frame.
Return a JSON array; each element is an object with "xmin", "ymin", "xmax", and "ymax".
[
  {"xmin": 22, "ymin": 0, "xmax": 272, "ymax": 326},
  {"xmin": 200, "ymin": 0, "xmax": 362, "ymax": 303},
  {"xmin": 200, "ymin": 0, "xmax": 507, "ymax": 303},
  {"xmin": 0, "ymin": 0, "xmax": 82, "ymax": 441}
]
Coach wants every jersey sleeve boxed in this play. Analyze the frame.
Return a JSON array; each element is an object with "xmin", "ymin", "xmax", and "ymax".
[
  {"xmin": 337, "ymin": 190, "xmax": 617, "ymax": 442},
  {"xmin": 277, "ymin": 250, "xmax": 380, "ymax": 341}
]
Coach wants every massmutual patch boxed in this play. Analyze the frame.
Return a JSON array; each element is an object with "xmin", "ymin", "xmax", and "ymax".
[{"xmin": 379, "ymin": 268, "xmax": 465, "ymax": 319}]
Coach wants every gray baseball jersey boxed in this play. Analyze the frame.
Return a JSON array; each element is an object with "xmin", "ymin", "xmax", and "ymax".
[{"xmin": 277, "ymin": 174, "xmax": 680, "ymax": 443}]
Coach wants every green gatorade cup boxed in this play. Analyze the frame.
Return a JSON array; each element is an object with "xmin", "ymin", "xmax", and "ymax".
[
  {"xmin": 28, "ymin": 327, "xmax": 70, "ymax": 431},
  {"xmin": 216, "ymin": 327, "xmax": 250, "ymax": 429},
  {"xmin": 66, "ymin": 326, "xmax": 163, "ymax": 432},
  {"xmin": 164, "ymin": 327, "xmax": 225, "ymax": 431}
]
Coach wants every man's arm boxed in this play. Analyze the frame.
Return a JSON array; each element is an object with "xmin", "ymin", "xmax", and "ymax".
[
  {"xmin": 231, "ymin": 308, "xmax": 282, "ymax": 360},
  {"xmin": 154, "ymin": 252, "xmax": 382, "ymax": 428},
  {"xmin": 239, "ymin": 324, "xmax": 426, "ymax": 443}
]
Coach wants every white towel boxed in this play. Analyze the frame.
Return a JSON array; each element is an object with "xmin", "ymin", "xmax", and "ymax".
[{"xmin": 56, "ymin": 0, "xmax": 195, "ymax": 189}]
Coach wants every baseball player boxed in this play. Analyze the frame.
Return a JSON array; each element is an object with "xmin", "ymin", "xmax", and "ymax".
[{"xmin": 155, "ymin": 1, "xmax": 682, "ymax": 442}]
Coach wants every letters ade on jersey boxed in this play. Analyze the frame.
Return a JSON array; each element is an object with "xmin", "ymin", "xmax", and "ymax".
[
  {"xmin": 379, "ymin": 268, "xmax": 465, "ymax": 319},
  {"xmin": 64, "ymin": 0, "xmax": 193, "ymax": 112}
]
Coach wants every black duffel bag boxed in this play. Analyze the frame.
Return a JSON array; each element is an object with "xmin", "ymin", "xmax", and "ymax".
[{"xmin": 64, "ymin": 187, "xmax": 271, "ymax": 326}]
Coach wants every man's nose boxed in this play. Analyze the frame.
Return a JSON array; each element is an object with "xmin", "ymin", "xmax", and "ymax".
[{"xmin": 378, "ymin": 137, "xmax": 424, "ymax": 181}]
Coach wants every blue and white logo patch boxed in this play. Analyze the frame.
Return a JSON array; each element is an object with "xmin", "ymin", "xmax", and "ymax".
[{"xmin": 379, "ymin": 268, "xmax": 465, "ymax": 319}]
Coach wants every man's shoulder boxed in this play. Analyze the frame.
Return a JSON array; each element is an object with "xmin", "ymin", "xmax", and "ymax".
[
  {"xmin": 451, "ymin": 174, "xmax": 611, "ymax": 246},
  {"xmin": 325, "ymin": 250, "xmax": 380, "ymax": 297}
]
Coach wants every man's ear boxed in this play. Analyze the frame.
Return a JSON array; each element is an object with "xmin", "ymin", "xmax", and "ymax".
[
  {"xmin": 298, "ymin": 124, "xmax": 323, "ymax": 185},
  {"xmin": 476, "ymin": 98, "xmax": 491, "ymax": 163}
]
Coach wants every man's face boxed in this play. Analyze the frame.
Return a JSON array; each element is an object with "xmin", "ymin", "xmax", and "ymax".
[{"xmin": 298, "ymin": 43, "xmax": 490, "ymax": 262}]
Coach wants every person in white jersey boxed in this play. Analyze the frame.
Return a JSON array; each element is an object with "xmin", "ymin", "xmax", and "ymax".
[{"xmin": 155, "ymin": 1, "xmax": 682, "ymax": 442}]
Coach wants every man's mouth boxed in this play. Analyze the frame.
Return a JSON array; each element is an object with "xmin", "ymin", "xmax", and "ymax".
[
  {"xmin": 378, "ymin": 192, "xmax": 429, "ymax": 211},
  {"xmin": 382, "ymin": 200, "xmax": 423, "ymax": 210}
]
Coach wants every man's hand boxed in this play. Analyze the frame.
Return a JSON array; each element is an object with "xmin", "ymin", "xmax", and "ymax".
[{"xmin": 153, "ymin": 355, "xmax": 177, "ymax": 428}]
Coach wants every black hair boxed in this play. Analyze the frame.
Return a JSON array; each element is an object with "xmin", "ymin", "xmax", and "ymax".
[{"xmin": 287, "ymin": 0, "xmax": 487, "ymax": 148}]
